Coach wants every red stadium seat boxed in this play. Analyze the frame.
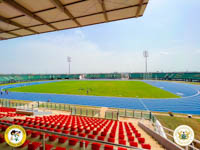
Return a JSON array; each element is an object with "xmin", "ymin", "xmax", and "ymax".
[
  {"xmin": 40, "ymin": 144, "xmax": 53, "ymax": 150},
  {"xmin": 79, "ymin": 133, "xmax": 86, "ymax": 137},
  {"xmin": 31, "ymin": 132, "xmax": 41, "ymax": 138},
  {"xmin": 58, "ymin": 136, "xmax": 68, "ymax": 144},
  {"xmin": 70, "ymin": 131, "xmax": 78, "ymax": 135},
  {"xmin": 135, "ymin": 132, "xmax": 141, "ymax": 137},
  {"xmin": 92, "ymin": 142, "xmax": 101, "ymax": 150},
  {"xmin": 93, "ymin": 130, "xmax": 99, "ymax": 135},
  {"xmin": 28, "ymin": 142, "xmax": 41, "ymax": 150},
  {"xmin": 0, "ymin": 135, "xmax": 5, "ymax": 143},
  {"xmin": 118, "ymin": 147, "xmax": 127, "ymax": 150},
  {"xmin": 80, "ymin": 140, "xmax": 90, "ymax": 148},
  {"xmin": 88, "ymin": 134, "xmax": 95, "ymax": 139},
  {"xmin": 40, "ymin": 133, "xmax": 49, "ymax": 139},
  {"xmin": 62, "ymin": 130, "xmax": 69, "ymax": 134},
  {"xmin": 97, "ymin": 136, "xmax": 105, "ymax": 141},
  {"xmin": 49, "ymin": 135, "xmax": 58, "ymax": 141},
  {"xmin": 128, "ymin": 136, "xmax": 134, "ymax": 141},
  {"xmin": 109, "ymin": 133, "xmax": 115, "ymax": 138},
  {"xmin": 20, "ymin": 140, "xmax": 30, "ymax": 148},
  {"xmin": 129, "ymin": 141, "xmax": 138, "ymax": 147},
  {"xmin": 138, "ymin": 137, "xmax": 145, "ymax": 144},
  {"xmin": 69, "ymin": 138, "xmax": 79, "ymax": 146},
  {"xmin": 55, "ymin": 147, "xmax": 66, "ymax": 150},
  {"xmin": 118, "ymin": 139, "xmax": 126, "ymax": 145},
  {"xmin": 101, "ymin": 132, "xmax": 107, "ymax": 137},
  {"xmin": 104, "ymin": 145, "xmax": 113, "ymax": 150},
  {"xmin": 119, "ymin": 134, "xmax": 125, "ymax": 139},
  {"xmin": 141, "ymin": 144, "xmax": 151, "ymax": 149},
  {"xmin": 108, "ymin": 138, "xmax": 115, "ymax": 143}
]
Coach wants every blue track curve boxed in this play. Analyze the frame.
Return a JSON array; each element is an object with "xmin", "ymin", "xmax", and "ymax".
[{"xmin": 0, "ymin": 80, "xmax": 200, "ymax": 114}]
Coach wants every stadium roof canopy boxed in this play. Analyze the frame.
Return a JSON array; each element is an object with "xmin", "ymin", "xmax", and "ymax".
[{"xmin": 0, "ymin": 0, "xmax": 149, "ymax": 40}]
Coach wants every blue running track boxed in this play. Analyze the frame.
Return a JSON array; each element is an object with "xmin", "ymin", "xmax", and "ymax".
[{"xmin": 0, "ymin": 80, "xmax": 200, "ymax": 115}]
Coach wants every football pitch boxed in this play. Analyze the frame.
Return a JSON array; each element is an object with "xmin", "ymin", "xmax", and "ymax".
[{"xmin": 9, "ymin": 80, "xmax": 179, "ymax": 98}]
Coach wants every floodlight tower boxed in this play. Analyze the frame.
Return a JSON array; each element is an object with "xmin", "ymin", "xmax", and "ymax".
[
  {"xmin": 67, "ymin": 56, "xmax": 72, "ymax": 74},
  {"xmin": 143, "ymin": 50, "xmax": 149, "ymax": 80}
]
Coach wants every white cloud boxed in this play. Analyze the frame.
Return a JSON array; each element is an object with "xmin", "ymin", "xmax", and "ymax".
[
  {"xmin": 196, "ymin": 50, "xmax": 200, "ymax": 54},
  {"xmin": 1, "ymin": 29, "xmax": 200, "ymax": 74},
  {"xmin": 74, "ymin": 29, "xmax": 85, "ymax": 39},
  {"xmin": 159, "ymin": 51, "xmax": 169, "ymax": 55}
]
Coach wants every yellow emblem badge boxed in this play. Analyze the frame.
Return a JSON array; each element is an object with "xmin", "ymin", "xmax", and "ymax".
[
  {"xmin": 4, "ymin": 125, "xmax": 27, "ymax": 147},
  {"xmin": 173, "ymin": 125, "xmax": 194, "ymax": 146}
]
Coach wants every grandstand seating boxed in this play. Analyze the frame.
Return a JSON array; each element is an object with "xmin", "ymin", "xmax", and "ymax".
[
  {"xmin": 129, "ymin": 72, "xmax": 200, "ymax": 81},
  {"xmin": 0, "ymin": 113, "xmax": 151, "ymax": 149},
  {"xmin": 85, "ymin": 73, "xmax": 121, "ymax": 79},
  {"xmin": 0, "ymin": 107, "xmax": 24, "ymax": 119},
  {"xmin": 0, "ymin": 74, "xmax": 80, "ymax": 84},
  {"xmin": 0, "ymin": 107, "xmax": 16, "ymax": 112}
]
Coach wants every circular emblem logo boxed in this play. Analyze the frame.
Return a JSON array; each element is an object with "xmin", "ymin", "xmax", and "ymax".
[
  {"xmin": 173, "ymin": 125, "xmax": 194, "ymax": 146},
  {"xmin": 4, "ymin": 125, "xmax": 26, "ymax": 147}
]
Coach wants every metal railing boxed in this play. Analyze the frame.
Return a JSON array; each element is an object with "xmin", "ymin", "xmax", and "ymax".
[
  {"xmin": 105, "ymin": 109, "xmax": 153, "ymax": 121},
  {"xmin": 0, "ymin": 99, "xmax": 101, "ymax": 118},
  {"xmin": 0, "ymin": 122, "xmax": 143, "ymax": 150}
]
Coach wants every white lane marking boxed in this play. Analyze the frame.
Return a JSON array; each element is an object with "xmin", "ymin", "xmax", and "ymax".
[{"xmin": 176, "ymin": 93, "xmax": 184, "ymax": 96}]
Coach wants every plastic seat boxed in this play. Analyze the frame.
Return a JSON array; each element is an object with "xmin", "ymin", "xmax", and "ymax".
[
  {"xmin": 70, "ymin": 131, "xmax": 78, "ymax": 135},
  {"xmin": 62, "ymin": 130, "xmax": 69, "ymax": 134},
  {"xmin": 126, "ymin": 131, "xmax": 132, "ymax": 136},
  {"xmin": 0, "ymin": 136, "xmax": 5, "ymax": 143},
  {"xmin": 141, "ymin": 144, "xmax": 151, "ymax": 149},
  {"xmin": 79, "ymin": 133, "xmax": 86, "ymax": 137},
  {"xmin": 55, "ymin": 147, "xmax": 66, "ymax": 150},
  {"xmin": 28, "ymin": 142, "xmax": 41, "ymax": 150},
  {"xmin": 69, "ymin": 138, "xmax": 79, "ymax": 146},
  {"xmin": 119, "ymin": 130, "xmax": 124, "ymax": 135},
  {"xmin": 108, "ymin": 138, "xmax": 115, "ymax": 143},
  {"xmin": 40, "ymin": 133, "xmax": 49, "ymax": 139},
  {"xmin": 40, "ymin": 144, "xmax": 53, "ymax": 150},
  {"xmin": 31, "ymin": 132, "xmax": 41, "ymax": 138},
  {"xmin": 58, "ymin": 136, "xmax": 68, "ymax": 144},
  {"xmin": 109, "ymin": 133, "xmax": 115, "ymax": 138},
  {"xmin": 55, "ymin": 129, "xmax": 62, "ymax": 133},
  {"xmin": 93, "ymin": 130, "xmax": 99, "ymax": 135},
  {"xmin": 119, "ymin": 134, "xmax": 124, "ymax": 139},
  {"xmin": 128, "ymin": 136, "xmax": 134, "ymax": 141},
  {"xmin": 135, "ymin": 132, "xmax": 141, "ymax": 137},
  {"xmin": 97, "ymin": 136, "xmax": 105, "ymax": 141},
  {"xmin": 118, "ymin": 139, "xmax": 126, "ymax": 145},
  {"xmin": 118, "ymin": 148, "xmax": 127, "ymax": 150},
  {"xmin": 49, "ymin": 135, "xmax": 58, "ymax": 141},
  {"xmin": 92, "ymin": 142, "xmax": 101, "ymax": 150},
  {"xmin": 104, "ymin": 145, "xmax": 113, "ymax": 150},
  {"xmin": 78, "ymin": 128, "xmax": 83, "ymax": 132},
  {"xmin": 101, "ymin": 132, "xmax": 107, "ymax": 137},
  {"xmin": 20, "ymin": 140, "xmax": 30, "ymax": 148},
  {"xmin": 88, "ymin": 134, "xmax": 95, "ymax": 139},
  {"xmin": 129, "ymin": 141, "xmax": 138, "ymax": 147},
  {"xmin": 85, "ymin": 129, "xmax": 91, "ymax": 134},
  {"xmin": 138, "ymin": 137, "xmax": 145, "ymax": 143},
  {"xmin": 80, "ymin": 140, "xmax": 90, "ymax": 148}
]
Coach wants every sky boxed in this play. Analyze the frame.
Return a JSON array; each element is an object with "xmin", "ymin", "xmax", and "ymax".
[{"xmin": 0, "ymin": 0, "xmax": 200, "ymax": 74}]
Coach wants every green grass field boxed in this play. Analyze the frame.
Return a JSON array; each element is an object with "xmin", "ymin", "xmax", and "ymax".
[{"xmin": 9, "ymin": 80, "xmax": 179, "ymax": 98}]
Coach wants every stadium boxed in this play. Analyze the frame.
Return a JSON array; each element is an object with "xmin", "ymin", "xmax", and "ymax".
[{"xmin": 0, "ymin": 0, "xmax": 200, "ymax": 150}]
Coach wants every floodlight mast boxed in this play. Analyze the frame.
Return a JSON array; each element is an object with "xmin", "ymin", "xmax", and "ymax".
[
  {"xmin": 67, "ymin": 56, "xmax": 71, "ymax": 74},
  {"xmin": 143, "ymin": 51, "xmax": 149, "ymax": 80}
]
